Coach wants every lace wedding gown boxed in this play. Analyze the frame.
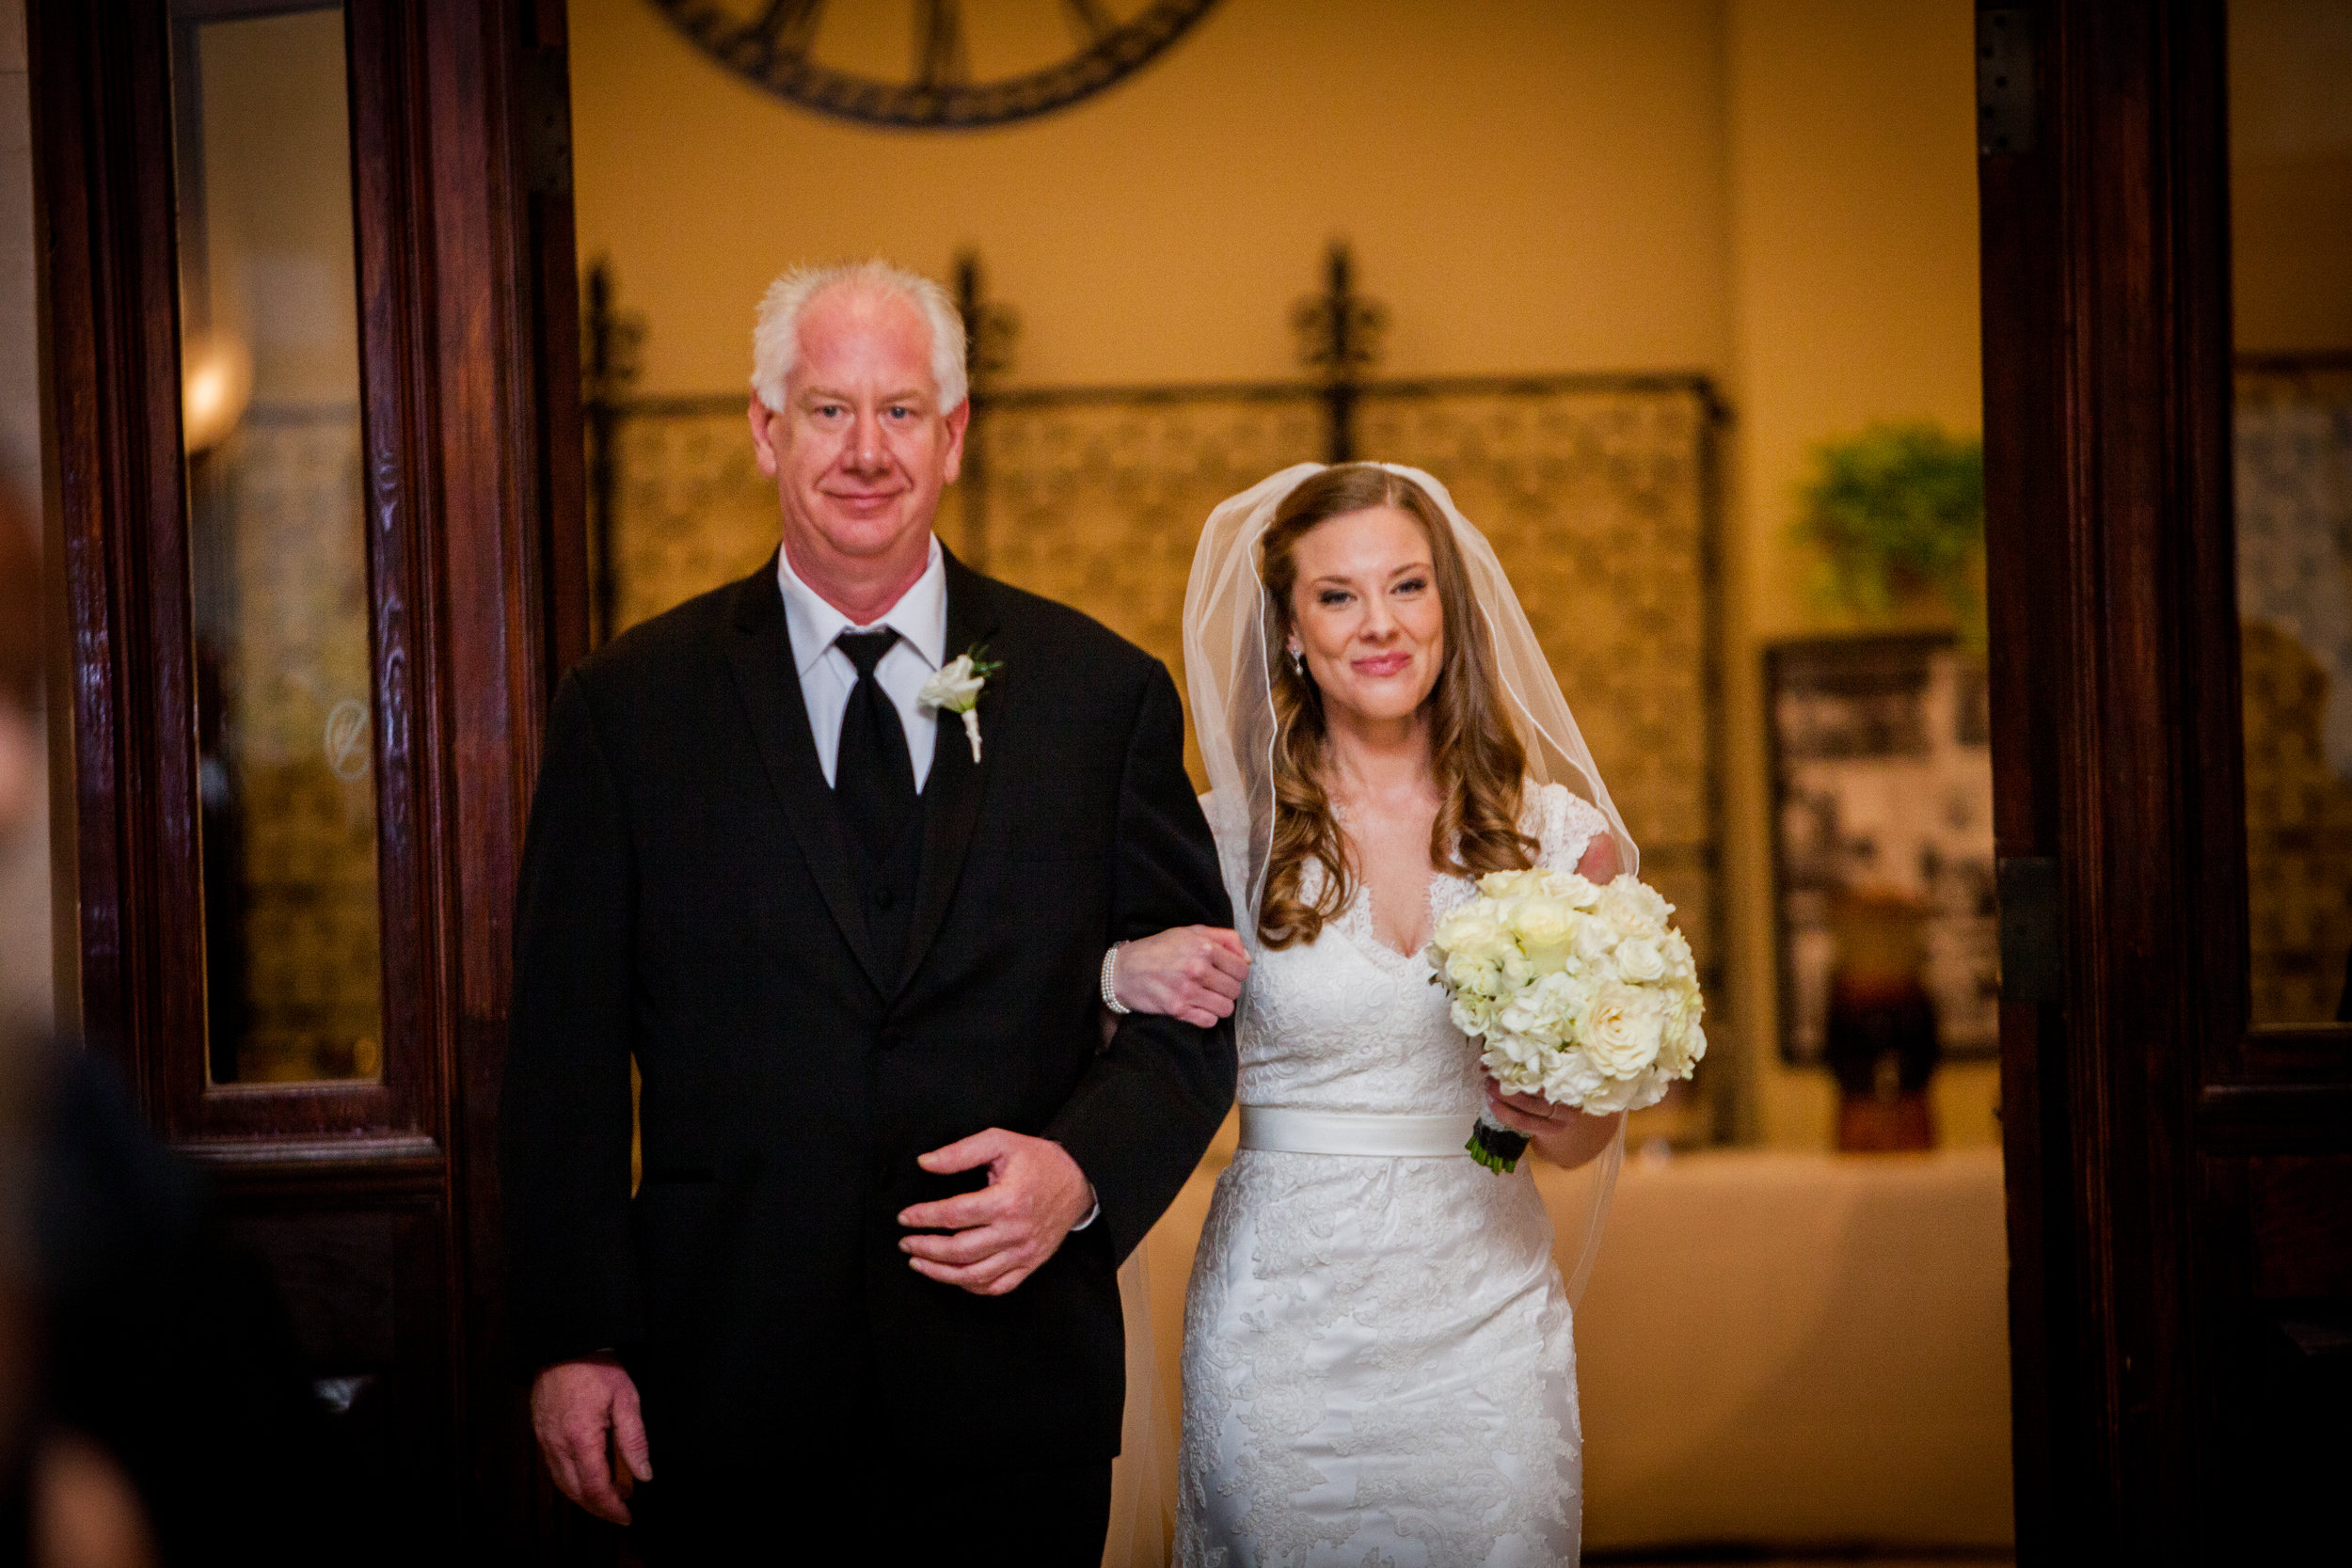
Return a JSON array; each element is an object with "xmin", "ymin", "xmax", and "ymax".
[{"xmin": 1176, "ymin": 783, "xmax": 1611, "ymax": 1568}]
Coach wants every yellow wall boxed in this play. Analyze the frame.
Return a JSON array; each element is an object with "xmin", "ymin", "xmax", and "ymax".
[
  {"xmin": 569, "ymin": 0, "xmax": 1997, "ymax": 1148},
  {"xmin": 571, "ymin": 0, "xmax": 1732, "ymax": 391}
]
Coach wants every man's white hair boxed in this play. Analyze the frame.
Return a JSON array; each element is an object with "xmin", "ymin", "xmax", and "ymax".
[{"xmin": 751, "ymin": 259, "xmax": 968, "ymax": 415}]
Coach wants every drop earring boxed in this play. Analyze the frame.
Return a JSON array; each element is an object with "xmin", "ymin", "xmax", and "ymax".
[{"xmin": 1289, "ymin": 646, "xmax": 1305, "ymax": 676}]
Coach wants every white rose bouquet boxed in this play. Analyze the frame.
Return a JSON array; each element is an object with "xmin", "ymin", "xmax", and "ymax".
[{"xmin": 1430, "ymin": 868, "xmax": 1707, "ymax": 1173}]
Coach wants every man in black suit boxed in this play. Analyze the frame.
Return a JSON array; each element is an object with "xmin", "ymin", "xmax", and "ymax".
[{"xmin": 500, "ymin": 261, "xmax": 1235, "ymax": 1562}]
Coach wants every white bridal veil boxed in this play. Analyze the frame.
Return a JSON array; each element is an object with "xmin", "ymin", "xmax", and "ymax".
[{"xmin": 1103, "ymin": 463, "xmax": 1639, "ymax": 1566}]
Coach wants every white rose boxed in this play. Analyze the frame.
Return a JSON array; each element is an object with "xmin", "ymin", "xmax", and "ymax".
[
  {"xmin": 1595, "ymin": 884, "xmax": 1650, "ymax": 934},
  {"xmin": 1439, "ymin": 949, "xmax": 1496, "ymax": 1001},
  {"xmin": 1506, "ymin": 897, "xmax": 1574, "ymax": 944},
  {"xmin": 1507, "ymin": 897, "xmax": 1578, "ymax": 974},
  {"xmin": 1654, "ymin": 985, "xmax": 1707, "ymax": 1075},
  {"xmin": 918, "ymin": 654, "xmax": 986, "ymax": 714},
  {"xmin": 1477, "ymin": 869, "xmax": 1545, "ymax": 902},
  {"xmin": 1551, "ymin": 872, "xmax": 1603, "ymax": 910},
  {"xmin": 1570, "ymin": 914, "xmax": 1615, "ymax": 967},
  {"xmin": 1610, "ymin": 875, "xmax": 1676, "ymax": 926},
  {"xmin": 1437, "ymin": 910, "xmax": 1518, "ymax": 975},
  {"xmin": 1581, "ymin": 981, "xmax": 1665, "ymax": 1078},
  {"xmin": 1615, "ymin": 937, "xmax": 1667, "ymax": 984}
]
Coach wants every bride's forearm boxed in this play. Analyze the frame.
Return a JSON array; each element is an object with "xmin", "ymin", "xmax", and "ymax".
[{"xmin": 1531, "ymin": 1110, "xmax": 1623, "ymax": 1171}]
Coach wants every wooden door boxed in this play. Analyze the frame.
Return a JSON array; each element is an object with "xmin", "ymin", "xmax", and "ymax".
[
  {"xmin": 1977, "ymin": 1, "xmax": 2352, "ymax": 1559},
  {"xmin": 30, "ymin": 0, "xmax": 586, "ymax": 1555}
]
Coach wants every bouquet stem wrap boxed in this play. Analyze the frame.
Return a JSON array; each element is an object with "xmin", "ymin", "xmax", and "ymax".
[{"xmin": 1467, "ymin": 1116, "xmax": 1533, "ymax": 1175}]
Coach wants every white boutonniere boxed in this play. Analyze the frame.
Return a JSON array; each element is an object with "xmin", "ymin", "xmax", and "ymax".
[{"xmin": 919, "ymin": 643, "xmax": 1000, "ymax": 762}]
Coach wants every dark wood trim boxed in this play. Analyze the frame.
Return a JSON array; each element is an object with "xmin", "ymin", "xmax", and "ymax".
[
  {"xmin": 180, "ymin": 1131, "xmax": 447, "ymax": 1169},
  {"xmin": 518, "ymin": 3, "xmax": 590, "ymax": 695},
  {"xmin": 2050, "ymin": 0, "xmax": 2207, "ymax": 1546},
  {"xmin": 30, "ymin": 0, "xmax": 190, "ymax": 1118},
  {"xmin": 1977, "ymin": 3, "xmax": 2074, "ymax": 1548},
  {"xmin": 1979, "ymin": 0, "xmax": 2199, "ymax": 1555},
  {"xmin": 342, "ymin": 0, "xmax": 447, "ymax": 1157}
]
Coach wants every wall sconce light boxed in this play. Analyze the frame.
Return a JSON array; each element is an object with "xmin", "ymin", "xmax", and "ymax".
[{"xmin": 182, "ymin": 330, "xmax": 253, "ymax": 455}]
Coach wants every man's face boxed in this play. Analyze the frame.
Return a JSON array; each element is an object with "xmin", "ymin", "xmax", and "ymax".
[{"xmin": 749, "ymin": 287, "xmax": 967, "ymax": 578}]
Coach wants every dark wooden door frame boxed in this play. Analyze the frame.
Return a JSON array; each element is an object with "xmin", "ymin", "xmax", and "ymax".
[
  {"xmin": 30, "ymin": 0, "xmax": 587, "ymax": 1554},
  {"xmin": 1979, "ymin": 2, "xmax": 2352, "ymax": 1560}
]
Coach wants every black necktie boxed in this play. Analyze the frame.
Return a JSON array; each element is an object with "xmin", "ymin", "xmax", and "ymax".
[{"xmin": 834, "ymin": 628, "xmax": 918, "ymax": 866}]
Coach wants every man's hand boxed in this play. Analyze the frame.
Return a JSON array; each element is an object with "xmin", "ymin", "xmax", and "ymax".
[
  {"xmin": 898, "ymin": 1130, "xmax": 1093, "ymax": 1296},
  {"xmin": 530, "ymin": 1356, "xmax": 651, "ymax": 1526}
]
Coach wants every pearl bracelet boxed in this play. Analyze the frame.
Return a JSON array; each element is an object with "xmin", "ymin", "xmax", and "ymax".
[{"xmin": 1101, "ymin": 941, "xmax": 1131, "ymax": 1015}]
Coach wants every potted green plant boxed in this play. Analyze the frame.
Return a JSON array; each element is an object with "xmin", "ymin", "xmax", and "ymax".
[{"xmin": 1794, "ymin": 421, "xmax": 1986, "ymax": 648}]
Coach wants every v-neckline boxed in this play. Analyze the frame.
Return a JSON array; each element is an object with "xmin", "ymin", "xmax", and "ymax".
[
  {"xmin": 1328, "ymin": 799, "xmax": 1451, "ymax": 961},
  {"xmin": 1337, "ymin": 870, "xmax": 1460, "ymax": 968}
]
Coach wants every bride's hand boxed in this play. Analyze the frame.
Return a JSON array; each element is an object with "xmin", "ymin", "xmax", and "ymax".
[
  {"xmin": 1482, "ymin": 1077, "xmax": 1579, "ymax": 1138},
  {"xmin": 1111, "ymin": 926, "xmax": 1250, "ymax": 1028},
  {"xmin": 1483, "ymin": 1075, "xmax": 1624, "ymax": 1170}
]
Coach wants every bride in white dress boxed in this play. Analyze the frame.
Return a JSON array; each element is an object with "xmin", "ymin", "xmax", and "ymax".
[{"xmin": 1116, "ymin": 463, "xmax": 1640, "ymax": 1566}]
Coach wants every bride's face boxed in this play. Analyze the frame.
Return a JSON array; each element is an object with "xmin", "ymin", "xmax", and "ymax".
[{"xmin": 1287, "ymin": 506, "xmax": 1446, "ymax": 728}]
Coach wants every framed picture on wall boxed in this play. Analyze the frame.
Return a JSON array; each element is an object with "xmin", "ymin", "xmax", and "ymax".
[{"xmin": 1767, "ymin": 634, "xmax": 1998, "ymax": 1067}]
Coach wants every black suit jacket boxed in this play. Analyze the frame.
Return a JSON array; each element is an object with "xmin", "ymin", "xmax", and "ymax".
[{"xmin": 499, "ymin": 551, "xmax": 1235, "ymax": 1473}]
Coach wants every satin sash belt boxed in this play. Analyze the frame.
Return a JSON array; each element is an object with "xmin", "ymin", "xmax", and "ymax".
[{"xmin": 1237, "ymin": 1106, "xmax": 1476, "ymax": 1158}]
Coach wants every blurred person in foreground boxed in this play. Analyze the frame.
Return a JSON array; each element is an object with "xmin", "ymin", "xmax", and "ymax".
[{"xmin": 0, "ymin": 497, "xmax": 327, "ymax": 1565}]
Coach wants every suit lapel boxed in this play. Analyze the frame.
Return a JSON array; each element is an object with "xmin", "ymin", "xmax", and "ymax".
[
  {"xmin": 898, "ymin": 552, "xmax": 1004, "ymax": 993},
  {"xmin": 723, "ymin": 561, "xmax": 889, "ymax": 993}
]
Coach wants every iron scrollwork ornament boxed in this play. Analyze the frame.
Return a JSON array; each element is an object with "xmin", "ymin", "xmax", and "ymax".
[{"xmin": 648, "ymin": 0, "xmax": 1223, "ymax": 130}]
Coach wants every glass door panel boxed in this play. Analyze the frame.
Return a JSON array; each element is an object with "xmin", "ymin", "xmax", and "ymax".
[
  {"xmin": 170, "ymin": 1, "xmax": 383, "ymax": 1083},
  {"xmin": 2230, "ymin": 0, "xmax": 2352, "ymax": 1026}
]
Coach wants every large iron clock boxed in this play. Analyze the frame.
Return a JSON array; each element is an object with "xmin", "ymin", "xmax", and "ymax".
[{"xmin": 649, "ymin": 1, "xmax": 1223, "ymax": 129}]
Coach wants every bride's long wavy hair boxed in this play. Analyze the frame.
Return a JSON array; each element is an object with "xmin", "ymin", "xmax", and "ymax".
[{"xmin": 1255, "ymin": 465, "xmax": 1540, "ymax": 948}]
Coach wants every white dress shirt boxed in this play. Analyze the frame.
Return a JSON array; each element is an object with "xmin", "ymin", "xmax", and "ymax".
[
  {"xmin": 776, "ymin": 536, "xmax": 1099, "ymax": 1232},
  {"xmin": 776, "ymin": 537, "xmax": 948, "ymax": 787}
]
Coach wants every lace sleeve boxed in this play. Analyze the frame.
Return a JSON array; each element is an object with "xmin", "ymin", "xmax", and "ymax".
[{"xmin": 1529, "ymin": 782, "xmax": 1611, "ymax": 875}]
